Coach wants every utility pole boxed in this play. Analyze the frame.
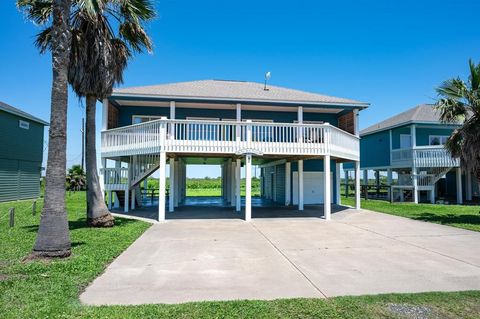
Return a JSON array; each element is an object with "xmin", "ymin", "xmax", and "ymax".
[{"xmin": 81, "ymin": 117, "xmax": 85, "ymax": 171}]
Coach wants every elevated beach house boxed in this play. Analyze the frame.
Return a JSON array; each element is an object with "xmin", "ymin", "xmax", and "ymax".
[
  {"xmin": 100, "ymin": 80, "xmax": 368, "ymax": 221},
  {"xmin": 354, "ymin": 104, "xmax": 478, "ymax": 204},
  {"xmin": 0, "ymin": 101, "xmax": 47, "ymax": 202}
]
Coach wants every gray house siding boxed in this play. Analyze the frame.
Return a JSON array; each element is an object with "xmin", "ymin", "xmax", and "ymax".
[{"xmin": 0, "ymin": 110, "xmax": 44, "ymax": 202}]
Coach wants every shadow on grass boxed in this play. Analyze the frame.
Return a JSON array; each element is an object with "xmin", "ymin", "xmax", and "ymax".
[
  {"xmin": 413, "ymin": 212, "xmax": 480, "ymax": 226},
  {"xmin": 22, "ymin": 217, "xmax": 138, "ymax": 233}
]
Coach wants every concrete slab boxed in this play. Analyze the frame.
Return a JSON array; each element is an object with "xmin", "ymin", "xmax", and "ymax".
[
  {"xmin": 80, "ymin": 208, "xmax": 480, "ymax": 305},
  {"xmin": 81, "ymin": 220, "xmax": 322, "ymax": 305}
]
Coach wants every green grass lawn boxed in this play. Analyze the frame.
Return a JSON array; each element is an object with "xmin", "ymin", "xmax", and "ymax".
[
  {"xmin": 1, "ymin": 192, "xmax": 480, "ymax": 318},
  {"xmin": 342, "ymin": 196, "xmax": 480, "ymax": 232}
]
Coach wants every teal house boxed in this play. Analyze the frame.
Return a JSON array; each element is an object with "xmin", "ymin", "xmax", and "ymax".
[
  {"xmin": 352, "ymin": 104, "xmax": 478, "ymax": 204},
  {"xmin": 100, "ymin": 80, "xmax": 368, "ymax": 221},
  {"xmin": 0, "ymin": 101, "xmax": 48, "ymax": 202}
]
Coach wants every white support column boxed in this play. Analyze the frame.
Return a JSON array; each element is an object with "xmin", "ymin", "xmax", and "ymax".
[
  {"xmin": 245, "ymin": 154, "xmax": 252, "ymax": 221},
  {"xmin": 236, "ymin": 159, "xmax": 241, "ymax": 212},
  {"xmin": 230, "ymin": 160, "xmax": 236, "ymax": 207},
  {"xmin": 285, "ymin": 162, "xmax": 291, "ymax": 206},
  {"xmin": 456, "ymin": 167, "xmax": 463, "ymax": 204},
  {"xmin": 324, "ymin": 155, "xmax": 331, "ymax": 220},
  {"xmin": 113, "ymin": 160, "xmax": 121, "ymax": 208},
  {"xmin": 387, "ymin": 168, "xmax": 393, "ymax": 200},
  {"xmin": 412, "ymin": 167, "xmax": 419, "ymax": 204},
  {"xmin": 410, "ymin": 125, "xmax": 417, "ymax": 147},
  {"xmin": 130, "ymin": 189, "xmax": 136, "ymax": 210},
  {"xmin": 102, "ymin": 99, "xmax": 108, "ymax": 131},
  {"xmin": 158, "ymin": 151, "xmax": 166, "ymax": 221},
  {"xmin": 124, "ymin": 189, "xmax": 129, "ymax": 213},
  {"xmin": 298, "ymin": 159, "xmax": 304, "ymax": 211},
  {"xmin": 430, "ymin": 187, "xmax": 435, "ymax": 204},
  {"xmin": 354, "ymin": 161, "xmax": 361, "ymax": 209},
  {"xmin": 466, "ymin": 171, "xmax": 472, "ymax": 201},
  {"xmin": 335, "ymin": 162, "xmax": 341, "ymax": 205},
  {"xmin": 175, "ymin": 160, "xmax": 180, "ymax": 207},
  {"xmin": 225, "ymin": 160, "xmax": 231, "ymax": 204},
  {"xmin": 169, "ymin": 101, "xmax": 175, "ymax": 140},
  {"xmin": 297, "ymin": 106, "xmax": 304, "ymax": 142},
  {"xmin": 236, "ymin": 103, "xmax": 241, "ymax": 142},
  {"xmin": 169, "ymin": 157, "xmax": 175, "ymax": 212}
]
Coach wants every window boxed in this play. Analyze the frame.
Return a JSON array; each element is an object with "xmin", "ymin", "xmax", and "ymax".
[
  {"xmin": 400, "ymin": 134, "xmax": 412, "ymax": 148},
  {"xmin": 132, "ymin": 115, "xmax": 162, "ymax": 124},
  {"xmin": 429, "ymin": 135, "xmax": 449, "ymax": 146}
]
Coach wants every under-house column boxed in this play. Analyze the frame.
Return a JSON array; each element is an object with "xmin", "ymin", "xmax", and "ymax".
[
  {"xmin": 169, "ymin": 157, "xmax": 175, "ymax": 212},
  {"xmin": 354, "ymin": 161, "xmax": 361, "ymax": 209},
  {"xmin": 298, "ymin": 159, "xmax": 304, "ymax": 211},
  {"xmin": 335, "ymin": 162, "xmax": 341, "ymax": 205},
  {"xmin": 324, "ymin": 155, "xmax": 331, "ymax": 220},
  {"xmin": 236, "ymin": 159, "xmax": 241, "ymax": 212},
  {"xmin": 285, "ymin": 162, "xmax": 291, "ymax": 206},
  {"xmin": 456, "ymin": 167, "xmax": 463, "ymax": 204},
  {"xmin": 387, "ymin": 168, "xmax": 393, "ymax": 201},
  {"xmin": 245, "ymin": 154, "xmax": 252, "ymax": 221},
  {"xmin": 158, "ymin": 151, "xmax": 166, "ymax": 221},
  {"xmin": 230, "ymin": 160, "xmax": 236, "ymax": 207}
]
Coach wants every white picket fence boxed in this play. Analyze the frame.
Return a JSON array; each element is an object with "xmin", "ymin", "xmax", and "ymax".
[{"xmin": 101, "ymin": 118, "xmax": 359, "ymax": 160}]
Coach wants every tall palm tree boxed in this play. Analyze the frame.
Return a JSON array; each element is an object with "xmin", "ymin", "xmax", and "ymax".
[
  {"xmin": 18, "ymin": 0, "xmax": 72, "ymax": 258},
  {"xmin": 19, "ymin": 0, "xmax": 155, "ymax": 227},
  {"xmin": 435, "ymin": 60, "xmax": 480, "ymax": 183}
]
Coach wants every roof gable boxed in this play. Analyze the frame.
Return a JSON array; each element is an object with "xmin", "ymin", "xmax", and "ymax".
[
  {"xmin": 0, "ymin": 101, "xmax": 48, "ymax": 125},
  {"xmin": 360, "ymin": 104, "xmax": 457, "ymax": 136},
  {"xmin": 112, "ymin": 80, "xmax": 368, "ymax": 107}
]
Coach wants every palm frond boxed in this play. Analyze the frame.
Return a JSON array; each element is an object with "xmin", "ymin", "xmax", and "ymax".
[{"xmin": 17, "ymin": 0, "xmax": 53, "ymax": 25}]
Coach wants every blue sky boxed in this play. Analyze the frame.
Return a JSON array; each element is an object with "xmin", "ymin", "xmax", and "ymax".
[{"xmin": 1, "ymin": 0, "xmax": 479, "ymax": 177}]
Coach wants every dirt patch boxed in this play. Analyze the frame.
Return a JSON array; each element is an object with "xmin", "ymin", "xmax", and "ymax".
[
  {"xmin": 0, "ymin": 274, "xmax": 9, "ymax": 281},
  {"xmin": 388, "ymin": 303, "xmax": 434, "ymax": 319}
]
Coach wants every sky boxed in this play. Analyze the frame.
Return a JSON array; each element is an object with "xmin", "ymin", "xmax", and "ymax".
[{"xmin": 1, "ymin": 0, "xmax": 479, "ymax": 178}]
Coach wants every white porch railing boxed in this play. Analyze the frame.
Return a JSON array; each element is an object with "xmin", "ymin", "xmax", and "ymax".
[
  {"xmin": 391, "ymin": 146, "xmax": 459, "ymax": 168},
  {"xmin": 101, "ymin": 119, "xmax": 359, "ymax": 160},
  {"xmin": 104, "ymin": 167, "xmax": 129, "ymax": 190}
]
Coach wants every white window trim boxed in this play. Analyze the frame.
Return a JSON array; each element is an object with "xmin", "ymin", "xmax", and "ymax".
[
  {"xmin": 242, "ymin": 119, "xmax": 274, "ymax": 123},
  {"xmin": 186, "ymin": 117, "xmax": 220, "ymax": 121},
  {"xmin": 132, "ymin": 115, "xmax": 163, "ymax": 124},
  {"xmin": 293, "ymin": 120, "xmax": 325, "ymax": 124},
  {"xmin": 429, "ymin": 135, "xmax": 449, "ymax": 146}
]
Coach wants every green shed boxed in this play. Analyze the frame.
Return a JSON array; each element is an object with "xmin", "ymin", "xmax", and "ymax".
[{"xmin": 0, "ymin": 101, "xmax": 48, "ymax": 202}]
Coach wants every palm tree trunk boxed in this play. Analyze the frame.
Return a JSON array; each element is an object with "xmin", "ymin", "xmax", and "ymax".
[
  {"xmin": 32, "ymin": 0, "xmax": 71, "ymax": 258},
  {"xmin": 85, "ymin": 95, "xmax": 114, "ymax": 227}
]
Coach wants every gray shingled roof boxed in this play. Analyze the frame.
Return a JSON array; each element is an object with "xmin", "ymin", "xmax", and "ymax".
[
  {"xmin": 361, "ymin": 104, "xmax": 458, "ymax": 136},
  {"xmin": 0, "ymin": 101, "xmax": 48, "ymax": 125},
  {"xmin": 112, "ymin": 80, "xmax": 368, "ymax": 107}
]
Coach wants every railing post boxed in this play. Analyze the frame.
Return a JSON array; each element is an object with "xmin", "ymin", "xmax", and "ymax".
[
  {"xmin": 159, "ymin": 116, "xmax": 167, "ymax": 151},
  {"xmin": 246, "ymin": 120, "xmax": 252, "ymax": 149}
]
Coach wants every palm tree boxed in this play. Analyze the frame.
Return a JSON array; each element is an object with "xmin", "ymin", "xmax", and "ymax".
[
  {"xmin": 66, "ymin": 165, "xmax": 86, "ymax": 192},
  {"xmin": 435, "ymin": 60, "xmax": 480, "ymax": 183},
  {"xmin": 18, "ymin": 0, "xmax": 72, "ymax": 258},
  {"xmin": 19, "ymin": 0, "xmax": 155, "ymax": 227}
]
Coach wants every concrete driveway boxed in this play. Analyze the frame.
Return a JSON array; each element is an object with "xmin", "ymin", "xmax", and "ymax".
[{"xmin": 80, "ymin": 208, "xmax": 480, "ymax": 305}]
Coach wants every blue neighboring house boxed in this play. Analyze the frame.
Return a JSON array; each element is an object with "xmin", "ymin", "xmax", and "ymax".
[
  {"xmin": 348, "ymin": 104, "xmax": 478, "ymax": 204},
  {"xmin": 99, "ymin": 80, "xmax": 368, "ymax": 221}
]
